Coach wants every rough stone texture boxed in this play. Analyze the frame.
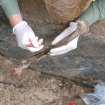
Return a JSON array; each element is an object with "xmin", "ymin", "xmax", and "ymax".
[
  {"xmin": 0, "ymin": 65, "xmax": 85, "ymax": 105},
  {"xmin": 30, "ymin": 34, "xmax": 105, "ymax": 80},
  {"xmin": 19, "ymin": 0, "xmax": 64, "ymax": 37},
  {"xmin": 0, "ymin": 0, "xmax": 105, "ymax": 81},
  {"xmin": 19, "ymin": 0, "xmax": 93, "ymax": 24},
  {"xmin": 44, "ymin": 0, "xmax": 93, "ymax": 24}
]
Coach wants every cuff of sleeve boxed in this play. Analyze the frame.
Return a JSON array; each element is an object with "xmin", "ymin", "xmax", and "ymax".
[{"xmin": 13, "ymin": 21, "xmax": 27, "ymax": 33}]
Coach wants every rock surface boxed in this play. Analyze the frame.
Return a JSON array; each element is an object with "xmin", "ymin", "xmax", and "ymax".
[
  {"xmin": 44, "ymin": 0, "xmax": 93, "ymax": 24},
  {"xmin": 0, "ymin": 0, "xmax": 105, "ymax": 80}
]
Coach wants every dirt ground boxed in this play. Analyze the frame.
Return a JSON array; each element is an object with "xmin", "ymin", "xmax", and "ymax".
[
  {"xmin": 0, "ymin": 0, "xmax": 105, "ymax": 105},
  {"xmin": 0, "ymin": 55, "xmax": 86, "ymax": 105}
]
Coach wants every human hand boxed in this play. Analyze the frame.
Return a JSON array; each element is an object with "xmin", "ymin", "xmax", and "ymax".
[
  {"xmin": 13, "ymin": 21, "xmax": 44, "ymax": 52},
  {"xmin": 49, "ymin": 21, "xmax": 89, "ymax": 56}
]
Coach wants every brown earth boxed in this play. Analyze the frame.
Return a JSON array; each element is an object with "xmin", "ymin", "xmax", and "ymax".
[{"xmin": 44, "ymin": 0, "xmax": 93, "ymax": 24}]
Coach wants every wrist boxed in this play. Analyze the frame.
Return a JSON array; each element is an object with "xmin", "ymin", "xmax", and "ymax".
[
  {"xmin": 8, "ymin": 14, "xmax": 23, "ymax": 27},
  {"xmin": 77, "ymin": 20, "xmax": 90, "ymax": 34},
  {"xmin": 13, "ymin": 20, "xmax": 28, "ymax": 34}
]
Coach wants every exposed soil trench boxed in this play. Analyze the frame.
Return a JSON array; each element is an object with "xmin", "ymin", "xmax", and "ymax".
[{"xmin": 0, "ymin": 0, "xmax": 105, "ymax": 105}]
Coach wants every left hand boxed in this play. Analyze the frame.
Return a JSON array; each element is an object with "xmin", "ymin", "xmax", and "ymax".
[
  {"xmin": 50, "ymin": 36, "xmax": 79, "ymax": 56},
  {"xmin": 49, "ymin": 22, "xmax": 79, "ymax": 56}
]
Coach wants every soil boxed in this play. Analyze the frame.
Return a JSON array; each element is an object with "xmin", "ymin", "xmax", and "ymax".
[
  {"xmin": 0, "ymin": 0, "xmax": 105, "ymax": 105},
  {"xmin": 0, "ymin": 54, "xmax": 95, "ymax": 105}
]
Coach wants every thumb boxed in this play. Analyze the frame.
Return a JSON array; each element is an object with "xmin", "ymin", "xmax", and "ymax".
[
  {"xmin": 52, "ymin": 24, "xmax": 78, "ymax": 45},
  {"xmin": 30, "ymin": 35, "xmax": 39, "ymax": 48}
]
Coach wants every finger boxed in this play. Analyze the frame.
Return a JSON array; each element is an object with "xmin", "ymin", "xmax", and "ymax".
[
  {"xmin": 50, "ymin": 45, "xmax": 72, "ymax": 54},
  {"xmin": 51, "ymin": 36, "xmax": 79, "ymax": 53},
  {"xmin": 31, "ymin": 39, "xmax": 39, "ymax": 48},
  {"xmin": 35, "ymin": 36, "xmax": 38, "ymax": 41},
  {"xmin": 38, "ymin": 38, "xmax": 44, "ymax": 45},
  {"xmin": 26, "ymin": 43, "xmax": 33, "ymax": 47},
  {"xmin": 52, "ymin": 24, "xmax": 78, "ymax": 45},
  {"xmin": 49, "ymin": 46, "xmax": 75, "ymax": 56},
  {"xmin": 50, "ymin": 48, "xmax": 74, "ymax": 56},
  {"xmin": 25, "ymin": 38, "xmax": 38, "ymax": 48},
  {"xmin": 27, "ymin": 45, "xmax": 44, "ymax": 52},
  {"xmin": 25, "ymin": 39, "xmax": 33, "ymax": 47},
  {"xmin": 69, "ymin": 22, "xmax": 78, "ymax": 29},
  {"xmin": 30, "ymin": 36, "xmax": 39, "ymax": 48},
  {"xmin": 50, "ymin": 37, "xmax": 79, "ymax": 56}
]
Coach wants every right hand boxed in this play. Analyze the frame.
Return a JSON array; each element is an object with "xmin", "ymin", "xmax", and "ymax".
[
  {"xmin": 49, "ymin": 22, "xmax": 79, "ymax": 56},
  {"xmin": 13, "ymin": 21, "xmax": 44, "ymax": 52},
  {"xmin": 49, "ymin": 21, "xmax": 89, "ymax": 56}
]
